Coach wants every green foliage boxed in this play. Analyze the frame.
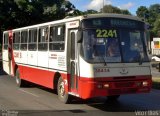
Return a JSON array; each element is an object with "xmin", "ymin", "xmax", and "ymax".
[
  {"xmin": 136, "ymin": 6, "xmax": 149, "ymax": 19},
  {"xmin": 102, "ymin": 5, "xmax": 121, "ymax": 13},
  {"xmin": 0, "ymin": 0, "xmax": 78, "ymax": 30},
  {"xmin": 100, "ymin": 5, "xmax": 131, "ymax": 15},
  {"xmin": 83, "ymin": 10, "xmax": 98, "ymax": 15},
  {"xmin": 0, "ymin": 0, "xmax": 79, "ymax": 44},
  {"xmin": 153, "ymin": 15, "xmax": 160, "ymax": 37},
  {"xmin": 121, "ymin": 9, "xmax": 131, "ymax": 15},
  {"xmin": 136, "ymin": 4, "xmax": 160, "ymax": 37}
]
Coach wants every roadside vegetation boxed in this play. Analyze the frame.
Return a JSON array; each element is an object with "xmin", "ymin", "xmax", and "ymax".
[
  {"xmin": 0, "ymin": 1, "xmax": 160, "ymax": 55},
  {"xmin": 151, "ymin": 62, "xmax": 160, "ymax": 89},
  {"xmin": 152, "ymin": 77, "xmax": 160, "ymax": 89}
]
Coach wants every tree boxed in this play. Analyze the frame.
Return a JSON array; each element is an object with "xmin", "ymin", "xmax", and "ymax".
[
  {"xmin": 121, "ymin": 9, "xmax": 131, "ymax": 15},
  {"xmin": 102, "ymin": 5, "xmax": 121, "ymax": 14},
  {"xmin": 148, "ymin": 4, "xmax": 160, "ymax": 25},
  {"xmin": 136, "ymin": 4, "xmax": 160, "ymax": 37},
  {"xmin": 153, "ymin": 15, "xmax": 160, "ymax": 37},
  {"xmin": 0, "ymin": 0, "xmax": 78, "ymax": 45},
  {"xmin": 101, "ymin": 5, "xmax": 131, "ymax": 15},
  {"xmin": 83, "ymin": 10, "xmax": 98, "ymax": 15},
  {"xmin": 136, "ymin": 6, "xmax": 149, "ymax": 19}
]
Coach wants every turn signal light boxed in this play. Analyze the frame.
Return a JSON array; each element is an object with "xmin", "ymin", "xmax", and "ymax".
[{"xmin": 97, "ymin": 84, "xmax": 103, "ymax": 89}]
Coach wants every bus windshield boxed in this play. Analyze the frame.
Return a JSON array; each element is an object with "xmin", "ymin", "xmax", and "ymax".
[{"xmin": 81, "ymin": 18, "xmax": 149, "ymax": 63}]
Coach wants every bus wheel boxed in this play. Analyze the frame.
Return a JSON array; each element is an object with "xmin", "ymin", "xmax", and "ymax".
[
  {"xmin": 15, "ymin": 69, "xmax": 25, "ymax": 87},
  {"xmin": 107, "ymin": 95, "xmax": 120, "ymax": 101},
  {"xmin": 57, "ymin": 77, "xmax": 71, "ymax": 104}
]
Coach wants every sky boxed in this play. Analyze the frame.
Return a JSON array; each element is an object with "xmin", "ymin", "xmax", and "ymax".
[{"xmin": 68, "ymin": 0, "xmax": 159, "ymax": 15}]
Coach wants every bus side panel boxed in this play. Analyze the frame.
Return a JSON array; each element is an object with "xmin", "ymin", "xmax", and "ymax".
[
  {"xmin": 19, "ymin": 51, "xmax": 28, "ymax": 64},
  {"xmin": 2, "ymin": 50, "xmax": 10, "ymax": 74},
  {"xmin": 27, "ymin": 51, "xmax": 38, "ymax": 66},
  {"xmin": 18, "ymin": 65, "xmax": 53, "ymax": 88},
  {"xmin": 18, "ymin": 65, "xmax": 68, "ymax": 89}
]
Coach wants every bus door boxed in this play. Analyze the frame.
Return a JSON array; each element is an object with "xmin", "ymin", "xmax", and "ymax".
[
  {"xmin": 8, "ymin": 31, "xmax": 13, "ymax": 75},
  {"xmin": 68, "ymin": 30, "xmax": 79, "ymax": 93}
]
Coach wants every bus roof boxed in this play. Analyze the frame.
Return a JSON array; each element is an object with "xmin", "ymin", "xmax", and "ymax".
[
  {"xmin": 83, "ymin": 13, "xmax": 143, "ymax": 22},
  {"xmin": 3, "ymin": 13, "xmax": 143, "ymax": 33}
]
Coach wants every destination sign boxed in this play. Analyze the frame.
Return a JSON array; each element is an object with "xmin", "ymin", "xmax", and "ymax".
[
  {"xmin": 111, "ymin": 19, "xmax": 137, "ymax": 28},
  {"xmin": 82, "ymin": 18, "xmax": 144, "ymax": 29}
]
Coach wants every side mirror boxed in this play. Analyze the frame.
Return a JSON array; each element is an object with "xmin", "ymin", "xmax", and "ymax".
[{"xmin": 77, "ymin": 28, "xmax": 82, "ymax": 43}]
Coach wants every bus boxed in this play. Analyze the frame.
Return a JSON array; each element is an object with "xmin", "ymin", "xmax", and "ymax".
[{"xmin": 2, "ymin": 13, "xmax": 152, "ymax": 103}]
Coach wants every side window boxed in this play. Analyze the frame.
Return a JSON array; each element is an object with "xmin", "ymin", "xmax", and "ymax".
[
  {"xmin": 71, "ymin": 32, "xmax": 75, "ymax": 60},
  {"xmin": 21, "ymin": 30, "xmax": 28, "ymax": 50},
  {"xmin": 49, "ymin": 25, "xmax": 65, "ymax": 51},
  {"xmin": 3, "ymin": 33, "xmax": 9, "ymax": 50},
  {"xmin": 38, "ymin": 26, "xmax": 48, "ymax": 51},
  {"xmin": 28, "ymin": 29, "xmax": 37, "ymax": 51},
  {"xmin": 13, "ymin": 32, "xmax": 20, "ymax": 50}
]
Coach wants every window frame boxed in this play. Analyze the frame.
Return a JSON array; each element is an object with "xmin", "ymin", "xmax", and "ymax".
[
  {"xmin": 3, "ymin": 33, "xmax": 9, "ymax": 50},
  {"xmin": 49, "ymin": 24, "xmax": 65, "ymax": 51},
  {"xmin": 28, "ymin": 28, "xmax": 38, "ymax": 51},
  {"xmin": 20, "ymin": 30, "xmax": 28, "ymax": 50},
  {"xmin": 13, "ymin": 31, "xmax": 20, "ymax": 50},
  {"xmin": 38, "ymin": 26, "xmax": 49, "ymax": 51}
]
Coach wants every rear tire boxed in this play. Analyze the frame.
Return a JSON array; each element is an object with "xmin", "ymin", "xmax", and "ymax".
[
  {"xmin": 15, "ymin": 69, "xmax": 26, "ymax": 87},
  {"xmin": 57, "ymin": 77, "xmax": 72, "ymax": 104},
  {"xmin": 107, "ymin": 95, "xmax": 120, "ymax": 101}
]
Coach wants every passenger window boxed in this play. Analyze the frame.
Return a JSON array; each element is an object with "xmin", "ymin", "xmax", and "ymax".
[
  {"xmin": 3, "ymin": 33, "xmax": 9, "ymax": 50},
  {"xmin": 13, "ymin": 32, "xmax": 20, "ymax": 50},
  {"xmin": 28, "ymin": 29, "xmax": 37, "ymax": 51},
  {"xmin": 49, "ymin": 25, "xmax": 65, "ymax": 51},
  {"xmin": 38, "ymin": 27, "xmax": 49, "ymax": 51},
  {"xmin": 21, "ymin": 30, "xmax": 28, "ymax": 50}
]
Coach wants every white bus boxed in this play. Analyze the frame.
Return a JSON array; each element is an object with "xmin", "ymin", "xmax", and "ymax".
[{"xmin": 2, "ymin": 13, "xmax": 152, "ymax": 103}]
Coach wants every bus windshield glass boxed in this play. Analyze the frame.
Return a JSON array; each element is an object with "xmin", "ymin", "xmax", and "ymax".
[{"xmin": 81, "ymin": 18, "xmax": 149, "ymax": 63}]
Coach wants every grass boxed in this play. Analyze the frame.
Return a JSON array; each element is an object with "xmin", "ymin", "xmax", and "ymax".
[{"xmin": 152, "ymin": 77, "xmax": 160, "ymax": 89}]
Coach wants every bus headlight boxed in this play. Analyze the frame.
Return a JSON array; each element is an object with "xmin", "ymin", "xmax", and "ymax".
[
  {"xmin": 142, "ymin": 81, "xmax": 149, "ymax": 86},
  {"xmin": 103, "ymin": 84, "xmax": 110, "ymax": 88}
]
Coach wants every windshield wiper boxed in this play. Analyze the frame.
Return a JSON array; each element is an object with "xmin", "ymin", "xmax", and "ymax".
[
  {"xmin": 94, "ymin": 46, "xmax": 107, "ymax": 66},
  {"xmin": 139, "ymin": 53, "xmax": 143, "ymax": 65}
]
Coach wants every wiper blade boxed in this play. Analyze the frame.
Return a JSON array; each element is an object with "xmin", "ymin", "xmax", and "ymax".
[
  {"xmin": 139, "ymin": 53, "xmax": 143, "ymax": 65},
  {"xmin": 94, "ymin": 46, "xmax": 107, "ymax": 66}
]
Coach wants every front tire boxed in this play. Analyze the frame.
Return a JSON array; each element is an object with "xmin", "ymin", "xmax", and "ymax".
[
  {"xmin": 57, "ymin": 77, "xmax": 71, "ymax": 104},
  {"xmin": 15, "ymin": 69, "xmax": 26, "ymax": 87}
]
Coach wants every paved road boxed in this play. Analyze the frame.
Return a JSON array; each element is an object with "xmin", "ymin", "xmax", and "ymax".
[
  {"xmin": 152, "ymin": 66, "xmax": 160, "ymax": 77},
  {"xmin": 0, "ymin": 66, "xmax": 160, "ymax": 116}
]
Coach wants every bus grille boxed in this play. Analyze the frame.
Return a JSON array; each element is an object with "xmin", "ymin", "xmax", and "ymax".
[{"xmin": 114, "ymin": 82, "xmax": 135, "ymax": 88}]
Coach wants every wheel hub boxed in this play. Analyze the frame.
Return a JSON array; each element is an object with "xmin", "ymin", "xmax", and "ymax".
[
  {"xmin": 16, "ymin": 76, "xmax": 20, "ymax": 84},
  {"xmin": 59, "ymin": 82, "xmax": 65, "ymax": 97}
]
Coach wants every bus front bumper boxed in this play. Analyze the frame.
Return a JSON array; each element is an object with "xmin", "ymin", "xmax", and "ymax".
[{"xmin": 78, "ymin": 76, "xmax": 152, "ymax": 99}]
